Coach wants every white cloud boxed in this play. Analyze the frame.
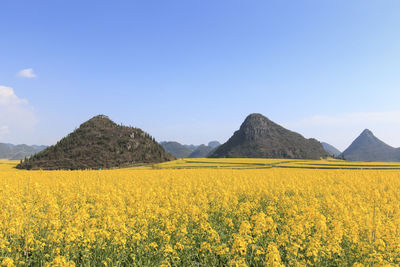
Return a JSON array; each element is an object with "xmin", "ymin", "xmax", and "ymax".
[
  {"xmin": 285, "ymin": 111, "xmax": 400, "ymax": 151},
  {"xmin": 17, "ymin": 68, "xmax": 37, "ymax": 78},
  {"xmin": 0, "ymin": 86, "xmax": 28, "ymax": 105},
  {"xmin": 0, "ymin": 86, "xmax": 37, "ymax": 142}
]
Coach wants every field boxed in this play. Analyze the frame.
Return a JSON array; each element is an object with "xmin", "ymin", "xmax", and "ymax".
[
  {"xmin": 0, "ymin": 159, "xmax": 400, "ymax": 266},
  {"xmin": 150, "ymin": 158, "xmax": 400, "ymax": 170}
]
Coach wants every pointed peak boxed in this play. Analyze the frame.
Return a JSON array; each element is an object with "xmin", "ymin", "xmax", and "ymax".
[
  {"xmin": 361, "ymin": 129, "xmax": 373, "ymax": 135},
  {"xmin": 210, "ymin": 113, "xmax": 328, "ymax": 159},
  {"xmin": 81, "ymin": 114, "xmax": 116, "ymax": 128},
  {"xmin": 359, "ymin": 129, "xmax": 375, "ymax": 138},
  {"xmin": 239, "ymin": 113, "xmax": 282, "ymax": 134},
  {"xmin": 242, "ymin": 113, "xmax": 272, "ymax": 127},
  {"xmin": 341, "ymin": 128, "xmax": 398, "ymax": 161},
  {"xmin": 87, "ymin": 114, "xmax": 112, "ymax": 122}
]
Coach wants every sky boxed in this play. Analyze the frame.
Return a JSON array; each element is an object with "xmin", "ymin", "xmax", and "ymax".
[{"xmin": 1, "ymin": 0, "xmax": 400, "ymax": 151}]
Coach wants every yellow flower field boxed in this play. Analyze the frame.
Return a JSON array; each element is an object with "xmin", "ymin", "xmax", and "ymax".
[{"xmin": 0, "ymin": 159, "xmax": 400, "ymax": 266}]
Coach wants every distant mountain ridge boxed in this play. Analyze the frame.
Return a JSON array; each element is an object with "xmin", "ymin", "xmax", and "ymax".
[
  {"xmin": 159, "ymin": 142, "xmax": 193, "ymax": 158},
  {"xmin": 10, "ymin": 115, "xmax": 400, "ymax": 164},
  {"xmin": 188, "ymin": 144, "xmax": 215, "ymax": 158},
  {"xmin": 210, "ymin": 113, "xmax": 328, "ymax": 159},
  {"xmin": 0, "ymin": 143, "xmax": 47, "ymax": 160},
  {"xmin": 321, "ymin": 142, "xmax": 341, "ymax": 157},
  {"xmin": 17, "ymin": 115, "xmax": 175, "ymax": 170},
  {"xmin": 161, "ymin": 141, "xmax": 221, "ymax": 158},
  {"xmin": 340, "ymin": 129, "xmax": 400, "ymax": 162}
]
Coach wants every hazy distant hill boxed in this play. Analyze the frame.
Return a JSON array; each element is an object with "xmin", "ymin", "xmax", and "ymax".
[
  {"xmin": 0, "ymin": 143, "xmax": 47, "ymax": 160},
  {"xmin": 161, "ymin": 141, "xmax": 221, "ymax": 158},
  {"xmin": 184, "ymin": 144, "xmax": 198, "ymax": 151},
  {"xmin": 188, "ymin": 144, "xmax": 215, "ymax": 158},
  {"xmin": 160, "ymin": 141, "xmax": 193, "ymax": 158},
  {"xmin": 321, "ymin": 142, "xmax": 341, "ymax": 157},
  {"xmin": 210, "ymin": 113, "xmax": 328, "ymax": 159},
  {"xmin": 340, "ymin": 129, "xmax": 400, "ymax": 162},
  {"xmin": 208, "ymin": 141, "xmax": 221, "ymax": 148},
  {"xmin": 17, "ymin": 115, "xmax": 175, "ymax": 170}
]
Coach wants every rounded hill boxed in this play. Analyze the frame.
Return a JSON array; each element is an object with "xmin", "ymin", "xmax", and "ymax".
[{"xmin": 17, "ymin": 115, "xmax": 175, "ymax": 170}]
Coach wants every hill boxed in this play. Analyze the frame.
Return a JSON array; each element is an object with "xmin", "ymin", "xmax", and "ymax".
[
  {"xmin": 160, "ymin": 141, "xmax": 194, "ymax": 158},
  {"xmin": 0, "ymin": 143, "xmax": 47, "ymax": 160},
  {"xmin": 208, "ymin": 141, "xmax": 221, "ymax": 148},
  {"xmin": 188, "ymin": 144, "xmax": 215, "ymax": 158},
  {"xmin": 340, "ymin": 129, "xmax": 400, "ymax": 162},
  {"xmin": 17, "ymin": 115, "xmax": 175, "ymax": 170},
  {"xmin": 321, "ymin": 142, "xmax": 341, "ymax": 157},
  {"xmin": 161, "ymin": 141, "xmax": 220, "ymax": 158},
  {"xmin": 209, "ymin": 113, "xmax": 328, "ymax": 159}
]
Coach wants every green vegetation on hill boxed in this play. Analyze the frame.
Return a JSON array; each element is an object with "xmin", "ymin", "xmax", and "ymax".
[
  {"xmin": 17, "ymin": 115, "xmax": 175, "ymax": 170},
  {"xmin": 210, "ymin": 113, "xmax": 328, "ymax": 159}
]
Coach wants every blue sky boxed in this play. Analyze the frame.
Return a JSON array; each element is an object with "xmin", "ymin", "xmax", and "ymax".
[{"xmin": 1, "ymin": 0, "xmax": 400, "ymax": 150}]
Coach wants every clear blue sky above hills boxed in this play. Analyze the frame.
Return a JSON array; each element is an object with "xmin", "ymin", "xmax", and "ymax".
[{"xmin": 1, "ymin": 0, "xmax": 400, "ymax": 150}]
